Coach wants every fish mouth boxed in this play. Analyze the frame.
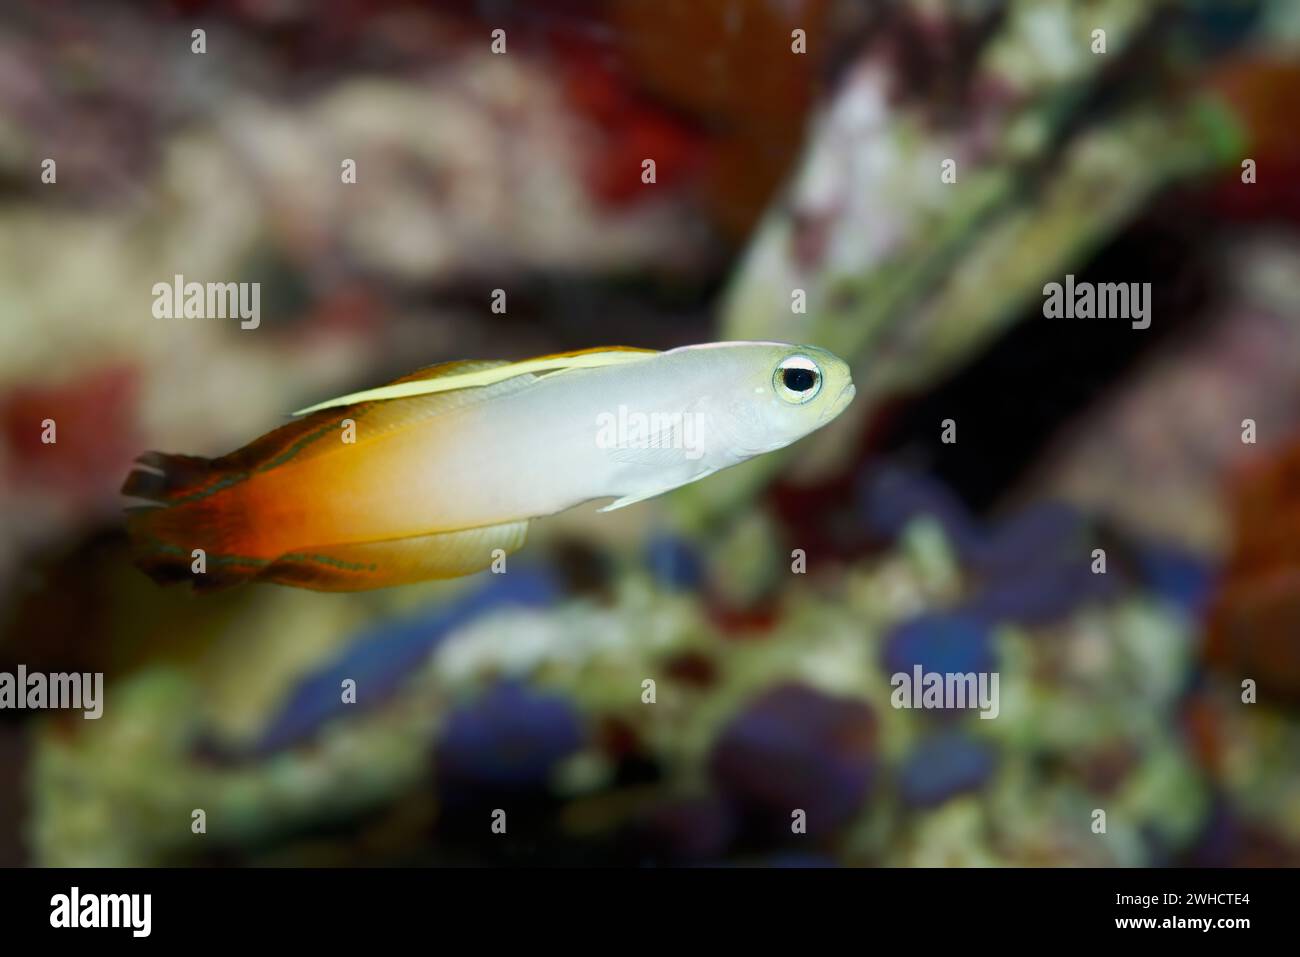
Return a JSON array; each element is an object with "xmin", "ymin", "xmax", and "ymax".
[{"xmin": 819, "ymin": 382, "xmax": 856, "ymax": 422}]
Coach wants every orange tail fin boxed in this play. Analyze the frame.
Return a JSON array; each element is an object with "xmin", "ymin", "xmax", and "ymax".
[
  {"xmin": 122, "ymin": 406, "xmax": 531, "ymax": 591},
  {"xmin": 123, "ymin": 404, "xmax": 374, "ymax": 590},
  {"xmin": 124, "ymin": 448, "xmax": 531, "ymax": 592},
  {"xmin": 123, "ymin": 451, "xmax": 267, "ymax": 591}
]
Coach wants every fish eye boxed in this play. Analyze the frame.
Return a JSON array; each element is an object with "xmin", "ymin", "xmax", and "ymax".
[{"xmin": 773, "ymin": 355, "xmax": 822, "ymax": 404}]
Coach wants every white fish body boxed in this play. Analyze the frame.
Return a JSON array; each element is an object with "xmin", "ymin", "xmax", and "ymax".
[
  {"xmin": 124, "ymin": 341, "xmax": 855, "ymax": 590},
  {"xmin": 325, "ymin": 341, "xmax": 855, "ymax": 532}
]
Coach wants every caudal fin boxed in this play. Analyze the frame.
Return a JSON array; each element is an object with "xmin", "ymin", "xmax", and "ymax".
[
  {"xmin": 121, "ymin": 403, "xmax": 371, "ymax": 590},
  {"xmin": 123, "ymin": 451, "xmax": 265, "ymax": 591}
]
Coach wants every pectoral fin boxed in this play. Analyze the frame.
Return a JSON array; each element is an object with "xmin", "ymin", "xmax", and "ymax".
[{"xmin": 599, "ymin": 469, "xmax": 720, "ymax": 512}]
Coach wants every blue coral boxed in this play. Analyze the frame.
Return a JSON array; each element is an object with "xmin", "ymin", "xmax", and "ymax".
[
  {"xmin": 897, "ymin": 732, "xmax": 997, "ymax": 808},
  {"xmin": 436, "ymin": 681, "xmax": 584, "ymax": 797},
  {"xmin": 882, "ymin": 613, "xmax": 997, "ymax": 679},
  {"xmin": 709, "ymin": 683, "xmax": 877, "ymax": 837},
  {"xmin": 250, "ymin": 569, "xmax": 558, "ymax": 754}
]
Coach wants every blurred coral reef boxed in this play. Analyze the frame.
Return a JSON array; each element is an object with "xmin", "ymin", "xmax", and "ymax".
[{"xmin": 1, "ymin": 0, "xmax": 1298, "ymax": 866}]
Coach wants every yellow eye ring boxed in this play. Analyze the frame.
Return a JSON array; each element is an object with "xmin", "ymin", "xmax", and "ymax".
[{"xmin": 773, "ymin": 355, "xmax": 822, "ymax": 404}]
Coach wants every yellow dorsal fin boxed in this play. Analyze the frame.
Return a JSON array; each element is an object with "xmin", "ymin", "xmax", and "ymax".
[
  {"xmin": 292, "ymin": 346, "xmax": 659, "ymax": 417},
  {"xmin": 383, "ymin": 358, "xmax": 512, "ymax": 385}
]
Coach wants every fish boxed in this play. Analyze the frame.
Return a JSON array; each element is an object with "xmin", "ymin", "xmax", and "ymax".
[{"xmin": 122, "ymin": 341, "xmax": 856, "ymax": 591}]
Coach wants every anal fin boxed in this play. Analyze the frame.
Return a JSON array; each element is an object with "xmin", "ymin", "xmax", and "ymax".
[{"xmin": 257, "ymin": 521, "xmax": 530, "ymax": 591}]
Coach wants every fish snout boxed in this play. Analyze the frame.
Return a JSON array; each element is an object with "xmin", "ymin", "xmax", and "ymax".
[{"xmin": 820, "ymin": 382, "xmax": 856, "ymax": 423}]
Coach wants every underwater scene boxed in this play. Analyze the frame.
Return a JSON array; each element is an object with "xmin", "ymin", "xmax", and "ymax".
[{"xmin": 0, "ymin": 0, "xmax": 1298, "ymax": 869}]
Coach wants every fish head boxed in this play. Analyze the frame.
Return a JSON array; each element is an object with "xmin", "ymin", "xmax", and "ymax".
[{"xmin": 709, "ymin": 342, "xmax": 856, "ymax": 456}]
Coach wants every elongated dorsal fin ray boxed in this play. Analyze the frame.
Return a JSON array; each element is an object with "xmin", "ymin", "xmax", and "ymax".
[{"xmin": 293, "ymin": 346, "xmax": 659, "ymax": 417}]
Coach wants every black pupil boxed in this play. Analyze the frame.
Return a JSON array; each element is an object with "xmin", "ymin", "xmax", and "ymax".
[{"xmin": 782, "ymin": 367, "xmax": 817, "ymax": 392}]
